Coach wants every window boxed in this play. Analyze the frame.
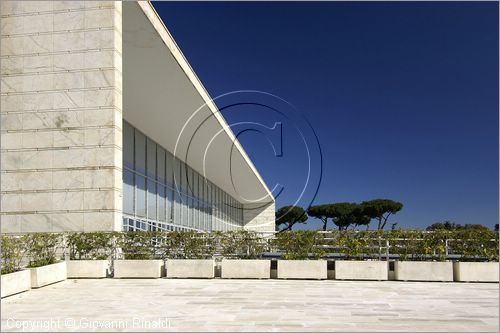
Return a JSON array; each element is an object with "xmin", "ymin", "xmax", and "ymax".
[
  {"xmin": 136, "ymin": 175, "xmax": 146, "ymax": 217},
  {"xmin": 193, "ymin": 171, "xmax": 199, "ymax": 199},
  {"xmin": 158, "ymin": 185, "xmax": 166, "ymax": 222},
  {"xmin": 157, "ymin": 148, "xmax": 165, "ymax": 184},
  {"xmin": 147, "ymin": 138, "xmax": 156, "ymax": 179},
  {"xmin": 123, "ymin": 122, "xmax": 134, "ymax": 170},
  {"xmin": 122, "ymin": 122, "xmax": 243, "ymax": 231},
  {"xmin": 123, "ymin": 170, "xmax": 134, "ymax": 215},
  {"xmin": 173, "ymin": 157, "xmax": 181, "ymax": 192},
  {"xmin": 135, "ymin": 131, "xmax": 146, "ymax": 175},
  {"xmin": 181, "ymin": 193, "xmax": 188, "ymax": 226},
  {"xmin": 147, "ymin": 179, "xmax": 157, "ymax": 220},
  {"xmin": 167, "ymin": 186, "xmax": 173, "ymax": 222},
  {"xmin": 166, "ymin": 151, "xmax": 173, "ymax": 186},
  {"xmin": 175, "ymin": 190, "xmax": 182, "ymax": 225},
  {"xmin": 188, "ymin": 196, "xmax": 193, "ymax": 228},
  {"xmin": 180, "ymin": 161, "xmax": 186, "ymax": 192}
]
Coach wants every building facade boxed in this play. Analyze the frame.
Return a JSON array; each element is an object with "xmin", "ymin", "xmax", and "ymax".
[
  {"xmin": 0, "ymin": 1, "xmax": 275, "ymax": 233},
  {"xmin": 123, "ymin": 121, "xmax": 245, "ymax": 232}
]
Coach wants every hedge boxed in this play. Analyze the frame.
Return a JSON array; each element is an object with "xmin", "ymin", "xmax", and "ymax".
[{"xmin": 1, "ymin": 230, "xmax": 498, "ymax": 274}]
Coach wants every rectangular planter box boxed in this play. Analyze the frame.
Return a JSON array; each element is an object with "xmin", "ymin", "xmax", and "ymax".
[
  {"xmin": 114, "ymin": 260, "xmax": 164, "ymax": 278},
  {"xmin": 1, "ymin": 270, "xmax": 31, "ymax": 298},
  {"xmin": 221, "ymin": 260, "xmax": 270, "ymax": 279},
  {"xmin": 453, "ymin": 262, "xmax": 499, "ymax": 282},
  {"xmin": 277, "ymin": 260, "xmax": 327, "ymax": 280},
  {"xmin": 335, "ymin": 260, "xmax": 388, "ymax": 281},
  {"xmin": 67, "ymin": 260, "xmax": 108, "ymax": 278},
  {"xmin": 30, "ymin": 261, "xmax": 67, "ymax": 288},
  {"xmin": 166, "ymin": 259, "xmax": 214, "ymax": 278},
  {"xmin": 395, "ymin": 261, "xmax": 453, "ymax": 282}
]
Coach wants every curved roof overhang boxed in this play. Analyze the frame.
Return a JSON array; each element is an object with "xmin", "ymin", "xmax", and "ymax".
[{"xmin": 122, "ymin": 1, "xmax": 274, "ymax": 205}]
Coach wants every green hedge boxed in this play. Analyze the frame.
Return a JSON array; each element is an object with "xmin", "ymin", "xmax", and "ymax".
[
  {"xmin": 218, "ymin": 230, "xmax": 267, "ymax": 259},
  {"xmin": 118, "ymin": 231, "xmax": 161, "ymax": 260},
  {"xmin": 447, "ymin": 229, "xmax": 499, "ymax": 261},
  {"xmin": 1, "ymin": 235, "xmax": 27, "ymax": 274},
  {"xmin": 67, "ymin": 232, "xmax": 119, "ymax": 260},
  {"xmin": 1, "ymin": 230, "xmax": 498, "ymax": 274},
  {"xmin": 161, "ymin": 231, "xmax": 217, "ymax": 259},
  {"xmin": 273, "ymin": 229, "xmax": 498, "ymax": 261},
  {"xmin": 272, "ymin": 230, "xmax": 325, "ymax": 259},
  {"xmin": 387, "ymin": 229, "xmax": 448, "ymax": 261},
  {"xmin": 25, "ymin": 233, "xmax": 63, "ymax": 268},
  {"xmin": 1, "ymin": 233, "xmax": 65, "ymax": 273}
]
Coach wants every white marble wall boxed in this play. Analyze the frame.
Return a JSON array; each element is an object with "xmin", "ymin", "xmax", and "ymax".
[
  {"xmin": 243, "ymin": 202, "xmax": 276, "ymax": 233},
  {"xmin": 1, "ymin": 1, "xmax": 123, "ymax": 232}
]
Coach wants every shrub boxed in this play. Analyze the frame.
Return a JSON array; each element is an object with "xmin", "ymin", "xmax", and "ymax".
[
  {"xmin": 25, "ymin": 233, "xmax": 63, "ymax": 268},
  {"xmin": 218, "ymin": 230, "xmax": 268, "ymax": 259},
  {"xmin": 387, "ymin": 230, "xmax": 449, "ymax": 261},
  {"xmin": 419, "ymin": 230, "xmax": 449, "ymax": 261},
  {"xmin": 448, "ymin": 229, "xmax": 499, "ymax": 261},
  {"xmin": 161, "ymin": 231, "xmax": 215, "ymax": 259},
  {"xmin": 66, "ymin": 232, "xmax": 118, "ymax": 260},
  {"xmin": 334, "ymin": 230, "xmax": 383, "ymax": 260},
  {"xmin": 272, "ymin": 230, "xmax": 325, "ymax": 260},
  {"xmin": 118, "ymin": 232, "xmax": 162, "ymax": 260},
  {"xmin": 1, "ymin": 235, "xmax": 28, "ymax": 274},
  {"xmin": 387, "ymin": 229, "xmax": 500, "ymax": 261},
  {"xmin": 387, "ymin": 229, "xmax": 423, "ymax": 261}
]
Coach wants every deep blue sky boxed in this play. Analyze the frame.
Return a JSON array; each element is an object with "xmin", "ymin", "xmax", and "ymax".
[{"xmin": 153, "ymin": 1, "xmax": 499, "ymax": 230}]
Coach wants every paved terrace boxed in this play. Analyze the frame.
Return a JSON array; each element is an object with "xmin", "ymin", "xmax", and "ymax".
[{"xmin": 1, "ymin": 279, "xmax": 498, "ymax": 332}]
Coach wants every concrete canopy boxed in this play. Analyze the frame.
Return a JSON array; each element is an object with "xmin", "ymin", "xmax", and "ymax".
[{"xmin": 122, "ymin": 2, "xmax": 273, "ymax": 205}]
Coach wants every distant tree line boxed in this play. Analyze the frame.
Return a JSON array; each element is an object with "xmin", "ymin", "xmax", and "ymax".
[
  {"xmin": 426, "ymin": 221, "xmax": 490, "ymax": 231},
  {"xmin": 276, "ymin": 201, "xmax": 494, "ymax": 233},
  {"xmin": 275, "ymin": 199, "xmax": 403, "ymax": 232}
]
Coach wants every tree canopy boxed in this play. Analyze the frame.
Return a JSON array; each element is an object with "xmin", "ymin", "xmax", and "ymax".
[
  {"xmin": 426, "ymin": 221, "xmax": 490, "ymax": 231},
  {"xmin": 361, "ymin": 199, "xmax": 403, "ymax": 230},
  {"xmin": 327, "ymin": 202, "xmax": 371, "ymax": 230},
  {"xmin": 275, "ymin": 206, "xmax": 308, "ymax": 232},
  {"xmin": 307, "ymin": 205, "xmax": 330, "ymax": 231},
  {"xmin": 327, "ymin": 202, "xmax": 356, "ymax": 230},
  {"xmin": 278, "ymin": 199, "xmax": 403, "ymax": 231}
]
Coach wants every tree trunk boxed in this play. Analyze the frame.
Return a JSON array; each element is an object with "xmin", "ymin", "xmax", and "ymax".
[
  {"xmin": 380, "ymin": 213, "xmax": 392, "ymax": 230},
  {"xmin": 278, "ymin": 223, "xmax": 294, "ymax": 233},
  {"xmin": 322, "ymin": 218, "xmax": 328, "ymax": 231}
]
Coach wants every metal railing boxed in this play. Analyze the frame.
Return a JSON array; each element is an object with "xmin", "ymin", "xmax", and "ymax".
[{"xmin": 2, "ymin": 230, "xmax": 498, "ymax": 264}]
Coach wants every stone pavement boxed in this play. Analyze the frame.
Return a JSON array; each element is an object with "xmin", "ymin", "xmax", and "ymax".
[{"xmin": 1, "ymin": 279, "xmax": 498, "ymax": 332}]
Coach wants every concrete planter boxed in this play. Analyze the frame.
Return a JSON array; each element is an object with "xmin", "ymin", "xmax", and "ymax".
[
  {"xmin": 221, "ymin": 260, "xmax": 270, "ymax": 279},
  {"xmin": 114, "ymin": 260, "xmax": 164, "ymax": 278},
  {"xmin": 67, "ymin": 260, "xmax": 109, "ymax": 278},
  {"xmin": 395, "ymin": 261, "xmax": 453, "ymax": 282},
  {"xmin": 277, "ymin": 260, "xmax": 327, "ymax": 280},
  {"xmin": 1, "ymin": 270, "xmax": 31, "ymax": 298},
  {"xmin": 166, "ymin": 259, "xmax": 214, "ymax": 278},
  {"xmin": 30, "ymin": 261, "xmax": 67, "ymax": 288},
  {"xmin": 335, "ymin": 260, "xmax": 388, "ymax": 281},
  {"xmin": 453, "ymin": 262, "xmax": 499, "ymax": 282}
]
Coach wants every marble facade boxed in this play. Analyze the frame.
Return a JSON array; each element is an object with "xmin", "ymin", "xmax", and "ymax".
[
  {"xmin": 1, "ymin": 1, "xmax": 276, "ymax": 233},
  {"xmin": 1, "ymin": 1, "xmax": 123, "ymax": 232}
]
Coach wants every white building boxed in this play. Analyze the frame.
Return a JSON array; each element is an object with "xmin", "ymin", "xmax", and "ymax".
[{"xmin": 0, "ymin": 1, "xmax": 275, "ymax": 233}]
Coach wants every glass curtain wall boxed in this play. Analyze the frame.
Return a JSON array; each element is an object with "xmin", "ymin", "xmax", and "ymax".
[{"xmin": 123, "ymin": 121, "xmax": 244, "ymax": 231}]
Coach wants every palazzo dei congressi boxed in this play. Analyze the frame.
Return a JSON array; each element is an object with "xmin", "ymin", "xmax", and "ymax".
[{"xmin": 0, "ymin": 1, "xmax": 276, "ymax": 233}]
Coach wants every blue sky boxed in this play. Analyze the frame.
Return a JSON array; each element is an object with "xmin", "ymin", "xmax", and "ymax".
[{"xmin": 153, "ymin": 1, "xmax": 499, "ymax": 230}]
